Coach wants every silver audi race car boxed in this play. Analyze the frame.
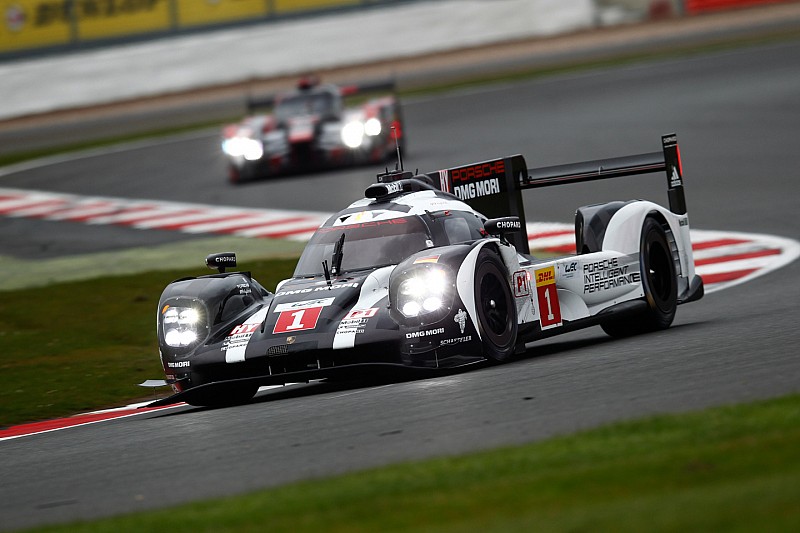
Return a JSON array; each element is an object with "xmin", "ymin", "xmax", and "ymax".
[
  {"xmin": 221, "ymin": 77, "xmax": 404, "ymax": 183},
  {"xmin": 150, "ymin": 134, "xmax": 703, "ymax": 407}
]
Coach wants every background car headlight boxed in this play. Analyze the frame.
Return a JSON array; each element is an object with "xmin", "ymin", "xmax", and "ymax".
[
  {"xmin": 364, "ymin": 117, "xmax": 382, "ymax": 137},
  {"xmin": 222, "ymin": 137, "xmax": 264, "ymax": 160},
  {"xmin": 396, "ymin": 266, "xmax": 452, "ymax": 319},
  {"xmin": 162, "ymin": 304, "xmax": 207, "ymax": 348},
  {"xmin": 341, "ymin": 121, "xmax": 365, "ymax": 148}
]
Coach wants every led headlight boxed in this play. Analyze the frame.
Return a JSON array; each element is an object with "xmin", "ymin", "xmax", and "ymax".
[
  {"xmin": 396, "ymin": 266, "xmax": 452, "ymax": 319},
  {"xmin": 161, "ymin": 304, "xmax": 207, "ymax": 348},
  {"xmin": 364, "ymin": 117, "xmax": 382, "ymax": 137},
  {"xmin": 341, "ymin": 121, "xmax": 365, "ymax": 148}
]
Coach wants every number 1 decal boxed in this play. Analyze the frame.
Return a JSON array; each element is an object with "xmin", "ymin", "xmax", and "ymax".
[
  {"xmin": 273, "ymin": 306, "xmax": 323, "ymax": 334},
  {"xmin": 534, "ymin": 266, "xmax": 562, "ymax": 329}
]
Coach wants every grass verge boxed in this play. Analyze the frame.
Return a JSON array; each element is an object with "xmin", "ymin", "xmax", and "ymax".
[
  {"xmin": 0, "ymin": 256, "xmax": 298, "ymax": 428},
  {"xmin": 25, "ymin": 393, "xmax": 800, "ymax": 532}
]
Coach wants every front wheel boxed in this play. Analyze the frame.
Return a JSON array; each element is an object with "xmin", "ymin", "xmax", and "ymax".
[
  {"xmin": 602, "ymin": 217, "xmax": 677, "ymax": 337},
  {"xmin": 474, "ymin": 248, "xmax": 517, "ymax": 362}
]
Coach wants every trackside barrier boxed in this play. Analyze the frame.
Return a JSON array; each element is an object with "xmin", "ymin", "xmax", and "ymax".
[{"xmin": 0, "ymin": 0, "xmax": 390, "ymax": 57}]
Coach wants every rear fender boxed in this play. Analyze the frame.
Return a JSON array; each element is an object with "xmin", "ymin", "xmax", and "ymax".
[{"xmin": 601, "ymin": 201, "xmax": 696, "ymax": 297}]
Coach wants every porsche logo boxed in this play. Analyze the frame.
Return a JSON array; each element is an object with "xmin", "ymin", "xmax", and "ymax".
[{"xmin": 286, "ymin": 336, "xmax": 296, "ymax": 345}]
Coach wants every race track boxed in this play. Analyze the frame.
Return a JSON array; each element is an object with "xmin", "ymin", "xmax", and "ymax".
[{"xmin": 1, "ymin": 40, "xmax": 799, "ymax": 531}]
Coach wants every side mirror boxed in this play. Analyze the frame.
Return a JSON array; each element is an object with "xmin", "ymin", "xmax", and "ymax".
[
  {"xmin": 206, "ymin": 252, "xmax": 237, "ymax": 274},
  {"xmin": 484, "ymin": 217, "xmax": 521, "ymax": 244}
]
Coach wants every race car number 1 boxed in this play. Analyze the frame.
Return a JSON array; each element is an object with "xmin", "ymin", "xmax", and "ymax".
[
  {"xmin": 534, "ymin": 266, "xmax": 562, "ymax": 330},
  {"xmin": 273, "ymin": 306, "xmax": 323, "ymax": 334}
]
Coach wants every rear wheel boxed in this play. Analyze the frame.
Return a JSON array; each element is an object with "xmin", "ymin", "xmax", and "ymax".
[
  {"xmin": 602, "ymin": 217, "xmax": 677, "ymax": 337},
  {"xmin": 474, "ymin": 248, "xmax": 517, "ymax": 362}
]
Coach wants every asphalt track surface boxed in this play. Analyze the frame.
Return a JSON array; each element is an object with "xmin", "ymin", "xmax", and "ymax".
[{"xmin": 2, "ymin": 41, "xmax": 800, "ymax": 530}]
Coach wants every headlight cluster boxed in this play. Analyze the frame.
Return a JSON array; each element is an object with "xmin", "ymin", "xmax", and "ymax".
[
  {"xmin": 222, "ymin": 137, "xmax": 264, "ymax": 161},
  {"xmin": 341, "ymin": 118, "xmax": 382, "ymax": 149},
  {"xmin": 396, "ymin": 266, "xmax": 453, "ymax": 319},
  {"xmin": 162, "ymin": 304, "xmax": 207, "ymax": 348}
]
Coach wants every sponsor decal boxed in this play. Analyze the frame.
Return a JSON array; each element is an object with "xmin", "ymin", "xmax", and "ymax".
[
  {"xmin": 384, "ymin": 182, "xmax": 403, "ymax": 194},
  {"xmin": 453, "ymin": 178, "xmax": 501, "ymax": 201},
  {"xmin": 562, "ymin": 261, "xmax": 579, "ymax": 279},
  {"xmin": 450, "ymin": 160, "xmax": 505, "ymax": 184},
  {"xmin": 513, "ymin": 270, "xmax": 530, "ymax": 298},
  {"xmin": 438, "ymin": 170, "xmax": 450, "ymax": 193},
  {"xmin": 405, "ymin": 327, "xmax": 445, "ymax": 339},
  {"xmin": 454, "ymin": 308, "xmax": 467, "ymax": 334},
  {"xmin": 275, "ymin": 283, "xmax": 358, "ymax": 296},
  {"xmin": 496, "ymin": 220, "xmax": 520, "ymax": 230},
  {"xmin": 33, "ymin": 0, "xmax": 164, "ymax": 27},
  {"xmin": 582, "ymin": 258, "xmax": 641, "ymax": 294},
  {"xmin": 449, "ymin": 160, "xmax": 505, "ymax": 201},
  {"xmin": 229, "ymin": 323, "xmax": 259, "ymax": 336},
  {"xmin": 441, "ymin": 335, "xmax": 472, "ymax": 347},
  {"xmin": 535, "ymin": 266, "xmax": 562, "ymax": 329},
  {"xmin": 274, "ymin": 297, "xmax": 336, "ymax": 311},
  {"xmin": 273, "ymin": 305, "xmax": 324, "ymax": 334},
  {"xmin": 670, "ymin": 165, "xmax": 682, "ymax": 188},
  {"xmin": 336, "ymin": 317, "xmax": 368, "ymax": 335},
  {"xmin": 344, "ymin": 308, "xmax": 378, "ymax": 319},
  {"xmin": 167, "ymin": 360, "xmax": 190, "ymax": 368},
  {"xmin": 336, "ymin": 308, "xmax": 377, "ymax": 335},
  {"xmin": 236, "ymin": 282, "xmax": 251, "ymax": 295},
  {"xmin": 414, "ymin": 255, "xmax": 440, "ymax": 264},
  {"xmin": 224, "ymin": 320, "xmax": 262, "ymax": 351},
  {"xmin": 679, "ymin": 217, "xmax": 689, "ymax": 227}
]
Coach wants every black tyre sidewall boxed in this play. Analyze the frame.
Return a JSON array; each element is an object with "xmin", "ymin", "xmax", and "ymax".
[
  {"xmin": 640, "ymin": 217, "xmax": 677, "ymax": 329},
  {"xmin": 473, "ymin": 249, "xmax": 517, "ymax": 362}
]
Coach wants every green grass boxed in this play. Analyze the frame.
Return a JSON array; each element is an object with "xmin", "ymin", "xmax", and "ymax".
[
  {"xmin": 0, "ymin": 256, "xmax": 298, "ymax": 427},
  {"xmin": 23, "ymin": 394, "xmax": 800, "ymax": 532}
]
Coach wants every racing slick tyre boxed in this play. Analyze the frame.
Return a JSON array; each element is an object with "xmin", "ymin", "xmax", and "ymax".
[
  {"xmin": 601, "ymin": 217, "xmax": 677, "ymax": 338},
  {"xmin": 474, "ymin": 248, "xmax": 518, "ymax": 362}
]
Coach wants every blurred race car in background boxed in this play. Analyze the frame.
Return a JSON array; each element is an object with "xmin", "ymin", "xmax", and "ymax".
[
  {"xmin": 221, "ymin": 76, "xmax": 404, "ymax": 183},
  {"xmin": 151, "ymin": 134, "xmax": 704, "ymax": 408}
]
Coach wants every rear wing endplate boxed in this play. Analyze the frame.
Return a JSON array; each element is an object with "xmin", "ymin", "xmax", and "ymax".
[{"xmin": 426, "ymin": 134, "xmax": 686, "ymax": 255}]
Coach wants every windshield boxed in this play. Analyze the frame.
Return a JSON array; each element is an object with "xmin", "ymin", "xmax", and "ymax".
[
  {"xmin": 276, "ymin": 92, "xmax": 337, "ymax": 120},
  {"xmin": 294, "ymin": 216, "xmax": 432, "ymax": 277}
]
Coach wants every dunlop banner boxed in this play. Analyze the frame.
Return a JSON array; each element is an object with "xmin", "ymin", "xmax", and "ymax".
[
  {"xmin": 175, "ymin": 0, "xmax": 267, "ymax": 29},
  {"xmin": 1, "ymin": 0, "xmax": 383, "ymax": 56},
  {"xmin": 76, "ymin": 0, "xmax": 171, "ymax": 40},
  {"xmin": 1, "ymin": 0, "xmax": 72, "ymax": 52}
]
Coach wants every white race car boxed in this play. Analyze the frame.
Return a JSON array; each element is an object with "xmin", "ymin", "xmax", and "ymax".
[{"xmin": 152, "ymin": 133, "xmax": 703, "ymax": 407}]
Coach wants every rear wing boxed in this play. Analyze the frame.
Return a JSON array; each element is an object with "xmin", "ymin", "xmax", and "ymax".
[
  {"xmin": 247, "ymin": 78, "xmax": 397, "ymax": 111},
  {"xmin": 425, "ymin": 134, "xmax": 686, "ymax": 255}
]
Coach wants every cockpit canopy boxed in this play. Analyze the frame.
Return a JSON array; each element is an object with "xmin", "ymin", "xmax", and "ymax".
[{"xmin": 293, "ymin": 208, "xmax": 487, "ymax": 278}]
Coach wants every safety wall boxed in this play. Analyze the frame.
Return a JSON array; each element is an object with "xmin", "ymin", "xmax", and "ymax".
[{"xmin": 0, "ymin": 0, "xmax": 382, "ymax": 56}]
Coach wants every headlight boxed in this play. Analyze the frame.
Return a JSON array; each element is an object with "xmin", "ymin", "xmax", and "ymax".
[
  {"xmin": 341, "ymin": 121, "xmax": 365, "ymax": 148},
  {"xmin": 161, "ymin": 304, "xmax": 207, "ymax": 348},
  {"xmin": 222, "ymin": 137, "xmax": 264, "ymax": 161},
  {"xmin": 364, "ymin": 117, "xmax": 382, "ymax": 137},
  {"xmin": 396, "ymin": 265, "xmax": 453, "ymax": 319}
]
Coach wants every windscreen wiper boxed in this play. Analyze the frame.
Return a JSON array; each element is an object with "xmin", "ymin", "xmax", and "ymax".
[{"xmin": 331, "ymin": 233, "xmax": 345, "ymax": 276}]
